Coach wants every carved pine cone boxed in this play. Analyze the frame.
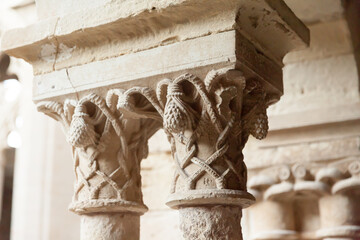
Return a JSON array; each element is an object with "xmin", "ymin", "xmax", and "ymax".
[
  {"xmin": 68, "ymin": 114, "xmax": 98, "ymax": 148},
  {"xmin": 164, "ymin": 99, "xmax": 188, "ymax": 134},
  {"xmin": 251, "ymin": 112, "xmax": 268, "ymax": 140}
]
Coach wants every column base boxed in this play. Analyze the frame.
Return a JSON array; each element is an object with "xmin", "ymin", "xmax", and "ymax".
[
  {"xmin": 179, "ymin": 205, "xmax": 243, "ymax": 240},
  {"xmin": 80, "ymin": 213, "xmax": 140, "ymax": 240},
  {"xmin": 166, "ymin": 189, "xmax": 255, "ymax": 209}
]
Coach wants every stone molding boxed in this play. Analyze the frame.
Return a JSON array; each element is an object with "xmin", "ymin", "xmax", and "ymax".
[
  {"xmin": 248, "ymin": 158, "xmax": 360, "ymax": 199},
  {"xmin": 1, "ymin": 0, "xmax": 309, "ymax": 75},
  {"xmin": 247, "ymin": 158, "xmax": 360, "ymax": 240}
]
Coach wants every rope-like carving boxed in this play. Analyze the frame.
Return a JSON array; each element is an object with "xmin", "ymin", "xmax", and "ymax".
[
  {"xmin": 116, "ymin": 69, "xmax": 271, "ymax": 201},
  {"xmin": 37, "ymin": 92, "xmax": 161, "ymax": 214},
  {"xmin": 163, "ymin": 70, "xmax": 268, "ymax": 193},
  {"xmin": 37, "ymin": 68, "xmax": 271, "ymax": 212}
]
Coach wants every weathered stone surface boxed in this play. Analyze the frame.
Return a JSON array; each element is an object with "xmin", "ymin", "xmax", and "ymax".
[
  {"xmin": 179, "ymin": 206, "xmax": 242, "ymax": 240},
  {"xmin": 81, "ymin": 213, "xmax": 140, "ymax": 240},
  {"xmin": 244, "ymin": 137, "xmax": 360, "ymax": 169},
  {"xmin": 2, "ymin": 0, "xmax": 309, "ymax": 82}
]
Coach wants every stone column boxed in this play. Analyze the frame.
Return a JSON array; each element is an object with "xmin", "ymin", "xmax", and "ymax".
[
  {"xmin": 162, "ymin": 71, "xmax": 269, "ymax": 239},
  {"xmin": 247, "ymin": 164, "xmax": 327, "ymax": 240},
  {"xmin": 1, "ymin": 1, "xmax": 309, "ymax": 239},
  {"xmin": 248, "ymin": 165, "xmax": 297, "ymax": 240},
  {"xmin": 316, "ymin": 159, "xmax": 360, "ymax": 240},
  {"xmin": 291, "ymin": 164, "xmax": 326, "ymax": 240},
  {"xmin": 37, "ymin": 93, "xmax": 161, "ymax": 239},
  {"xmin": 38, "ymin": 68, "xmax": 276, "ymax": 240}
]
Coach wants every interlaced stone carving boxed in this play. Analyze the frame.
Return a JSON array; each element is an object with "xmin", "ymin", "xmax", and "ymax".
[
  {"xmin": 163, "ymin": 70, "xmax": 268, "ymax": 206},
  {"xmin": 113, "ymin": 68, "xmax": 273, "ymax": 209},
  {"xmin": 37, "ymin": 92, "xmax": 160, "ymax": 214},
  {"xmin": 37, "ymin": 68, "xmax": 275, "ymax": 239}
]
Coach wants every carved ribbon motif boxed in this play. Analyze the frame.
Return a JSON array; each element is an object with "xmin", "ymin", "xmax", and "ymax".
[
  {"xmin": 37, "ymin": 93, "xmax": 159, "ymax": 214},
  {"xmin": 37, "ymin": 68, "xmax": 271, "ymax": 212},
  {"xmin": 115, "ymin": 68, "xmax": 270, "ymax": 202}
]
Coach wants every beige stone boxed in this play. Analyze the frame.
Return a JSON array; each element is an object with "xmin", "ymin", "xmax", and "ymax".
[
  {"xmin": 284, "ymin": 0, "xmax": 343, "ymax": 24},
  {"xmin": 244, "ymin": 136, "xmax": 360, "ymax": 169},
  {"xmin": 246, "ymin": 157, "xmax": 360, "ymax": 240},
  {"xmin": 81, "ymin": 213, "xmax": 140, "ymax": 240},
  {"xmin": 2, "ymin": 0, "xmax": 309, "ymax": 239},
  {"xmin": 2, "ymin": 0, "xmax": 309, "ymax": 76},
  {"xmin": 141, "ymin": 210, "xmax": 180, "ymax": 240},
  {"xmin": 270, "ymin": 54, "xmax": 359, "ymax": 116},
  {"xmin": 284, "ymin": 19, "xmax": 352, "ymax": 64},
  {"xmin": 141, "ymin": 152, "xmax": 173, "ymax": 210}
]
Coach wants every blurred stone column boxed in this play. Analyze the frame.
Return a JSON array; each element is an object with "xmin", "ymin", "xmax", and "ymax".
[
  {"xmin": 316, "ymin": 159, "xmax": 360, "ymax": 240},
  {"xmin": 248, "ymin": 165, "xmax": 297, "ymax": 240},
  {"xmin": 248, "ymin": 164, "xmax": 327, "ymax": 240},
  {"xmin": 291, "ymin": 164, "xmax": 326, "ymax": 240}
]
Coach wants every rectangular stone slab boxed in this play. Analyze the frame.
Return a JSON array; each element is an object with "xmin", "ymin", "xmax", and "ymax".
[
  {"xmin": 32, "ymin": 31, "xmax": 283, "ymax": 101},
  {"xmin": 1, "ymin": 0, "xmax": 309, "ymax": 102}
]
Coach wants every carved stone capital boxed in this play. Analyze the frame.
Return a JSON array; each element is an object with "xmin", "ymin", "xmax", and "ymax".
[
  {"xmin": 163, "ymin": 69, "xmax": 272, "ymax": 208},
  {"xmin": 36, "ymin": 67, "xmax": 279, "ymax": 239},
  {"xmin": 37, "ymin": 92, "xmax": 160, "ymax": 215},
  {"xmin": 112, "ymin": 68, "xmax": 275, "ymax": 209},
  {"xmin": 3, "ymin": 0, "xmax": 310, "ymax": 239},
  {"xmin": 97, "ymin": 68, "xmax": 278, "ymax": 240}
]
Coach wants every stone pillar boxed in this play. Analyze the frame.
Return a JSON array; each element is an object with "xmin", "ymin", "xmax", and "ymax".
[
  {"xmin": 37, "ymin": 93, "xmax": 160, "ymax": 239},
  {"xmin": 316, "ymin": 159, "xmax": 360, "ymax": 240},
  {"xmin": 1, "ymin": 0, "xmax": 309, "ymax": 239},
  {"xmin": 162, "ymin": 71, "xmax": 267, "ymax": 239},
  {"xmin": 291, "ymin": 164, "xmax": 326, "ymax": 240},
  {"xmin": 248, "ymin": 165, "xmax": 297, "ymax": 240},
  {"xmin": 247, "ymin": 164, "xmax": 327, "ymax": 240}
]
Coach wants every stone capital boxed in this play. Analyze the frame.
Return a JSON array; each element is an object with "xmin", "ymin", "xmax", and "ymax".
[
  {"xmin": 37, "ymin": 92, "xmax": 161, "ymax": 215},
  {"xmin": 2, "ymin": 0, "xmax": 309, "ymax": 239}
]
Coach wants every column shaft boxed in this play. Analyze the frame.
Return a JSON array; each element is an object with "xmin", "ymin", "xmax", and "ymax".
[
  {"xmin": 179, "ymin": 206, "xmax": 242, "ymax": 240},
  {"xmin": 81, "ymin": 213, "xmax": 140, "ymax": 240}
]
